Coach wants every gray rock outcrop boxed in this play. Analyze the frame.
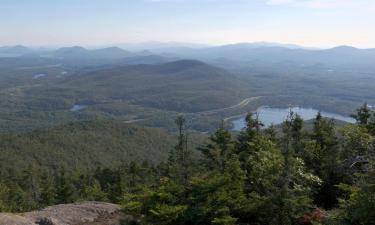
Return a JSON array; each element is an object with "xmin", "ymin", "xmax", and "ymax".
[{"xmin": 0, "ymin": 202, "xmax": 121, "ymax": 225}]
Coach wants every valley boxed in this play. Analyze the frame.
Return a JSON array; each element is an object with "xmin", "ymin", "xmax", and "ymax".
[
  {"xmin": 0, "ymin": 43, "xmax": 374, "ymax": 224},
  {"xmin": 2, "ymin": 1, "xmax": 375, "ymax": 224},
  {"xmin": 0, "ymin": 44, "xmax": 374, "ymax": 133}
]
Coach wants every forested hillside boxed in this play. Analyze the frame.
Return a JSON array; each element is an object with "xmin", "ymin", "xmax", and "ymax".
[
  {"xmin": 1, "ymin": 0, "xmax": 375, "ymax": 223},
  {"xmin": 0, "ymin": 59, "xmax": 249, "ymax": 132},
  {"xmin": 58, "ymin": 60, "xmax": 246, "ymax": 112},
  {"xmin": 0, "ymin": 120, "xmax": 176, "ymax": 173},
  {"xmin": 0, "ymin": 104, "xmax": 374, "ymax": 225},
  {"xmin": 0, "ymin": 46, "xmax": 374, "ymax": 133}
]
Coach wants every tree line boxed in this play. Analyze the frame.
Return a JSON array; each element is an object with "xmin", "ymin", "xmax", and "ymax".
[{"xmin": 0, "ymin": 104, "xmax": 374, "ymax": 225}]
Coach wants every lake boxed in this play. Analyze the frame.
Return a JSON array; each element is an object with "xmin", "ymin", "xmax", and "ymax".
[
  {"xmin": 70, "ymin": 104, "xmax": 87, "ymax": 112},
  {"xmin": 33, "ymin": 74, "xmax": 47, "ymax": 79},
  {"xmin": 231, "ymin": 106, "xmax": 355, "ymax": 131}
]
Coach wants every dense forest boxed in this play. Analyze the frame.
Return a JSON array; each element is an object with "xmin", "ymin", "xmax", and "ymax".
[
  {"xmin": 0, "ymin": 120, "xmax": 179, "ymax": 173},
  {"xmin": 0, "ymin": 104, "xmax": 374, "ymax": 225},
  {"xmin": 1, "ymin": 48, "xmax": 374, "ymax": 133}
]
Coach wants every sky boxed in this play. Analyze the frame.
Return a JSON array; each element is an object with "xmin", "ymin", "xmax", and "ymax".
[{"xmin": 1, "ymin": 0, "xmax": 375, "ymax": 48}]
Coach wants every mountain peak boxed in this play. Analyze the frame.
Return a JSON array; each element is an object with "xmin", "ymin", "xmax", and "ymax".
[
  {"xmin": 216, "ymin": 42, "xmax": 305, "ymax": 50},
  {"xmin": 97, "ymin": 46, "xmax": 125, "ymax": 51},
  {"xmin": 0, "ymin": 45, "xmax": 32, "ymax": 55},
  {"xmin": 164, "ymin": 59, "xmax": 207, "ymax": 67},
  {"xmin": 330, "ymin": 45, "xmax": 359, "ymax": 51},
  {"xmin": 58, "ymin": 46, "xmax": 87, "ymax": 51}
]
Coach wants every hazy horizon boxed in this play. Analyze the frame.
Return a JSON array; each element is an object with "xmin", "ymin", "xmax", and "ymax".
[
  {"xmin": 1, "ymin": 0, "xmax": 375, "ymax": 48},
  {"xmin": 2, "ymin": 41, "xmax": 374, "ymax": 51}
]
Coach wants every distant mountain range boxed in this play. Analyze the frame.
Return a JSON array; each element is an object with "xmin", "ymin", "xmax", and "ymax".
[
  {"xmin": 114, "ymin": 41, "xmax": 211, "ymax": 51},
  {"xmin": 51, "ymin": 46, "xmax": 133, "ymax": 59},
  {"xmin": 0, "ymin": 42, "xmax": 374, "ymax": 133},
  {"xmin": 0, "ymin": 45, "xmax": 34, "ymax": 56},
  {"xmin": 150, "ymin": 44, "xmax": 375, "ymax": 68},
  {"xmin": 1, "ymin": 42, "xmax": 374, "ymax": 69}
]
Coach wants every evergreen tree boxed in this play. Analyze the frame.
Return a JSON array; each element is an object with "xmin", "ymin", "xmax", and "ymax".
[
  {"xmin": 81, "ymin": 179, "xmax": 107, "ymax": 201},
  {"xmin": 19, "ymin": 164, "xmax": 41, "ymax": 210},
  {"xmin": 0, "ymin": 183, "xmax": 9, "ymax": 212},
  {"xmin": 311, "ymin": 112, "xmax": 341, "ymax": 209},
  {"xmin": 169, "ymin": 115, "xmax": 191, "ymax": 184},
  {"xmin": 351, "ymin": 103, "xmax": 372, "ymax": 126},
  {"xmin": 338, "ymin": 161, "xmax": 375, "ymax": 225},
  {"xmin": 236, "ymin": 113, "xmax": 264, "ymax": 170},
  {"xmin": 39, "ymin": 171, "xmax": 56, "ymax": 207},
  {"xmin": 198, "ymin": 121, "xmax": 233, "ymax": 171},
  {"xmin": 351, "ymin": 103, "xmax": 375, "ymax": 136},
  {"xmin": 263, "ymin": 124, "xmax": 278, "ymax": 143},
  {"xmin": 237, "ymin": 113, "xmax": 264, "ymax": 149},
  {"xmin": 339, "ymin": 124, "xmax": 374, "ymax": 162},
  {"xmin": 275, "ymin": 111, "xmax": 319, "ymax": 225},
  {"xmin": 55, "ymin": 169, "xmax": 75, "ymax": 204},
  {"xmin": 94, "ymin": 168, "xmax": 122, "ymax": 202}
]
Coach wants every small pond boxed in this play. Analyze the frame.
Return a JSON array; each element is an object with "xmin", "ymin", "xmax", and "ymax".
[
  {"xmin": 33, "ymin": 74, "xmax": 47, "ymax": 79},
  {"xmin": 70, "ymin": 104, "xmax": 87, "ymax": 112}
]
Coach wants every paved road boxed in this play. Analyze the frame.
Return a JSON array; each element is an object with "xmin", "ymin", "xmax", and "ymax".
[
  {"xmin": 16, "ymin": 64, "xmax": 62, "ymax": 70},
  {"xmin": 194, "ymin": 96, "xmax": 261, "ymax": 116},
  {"xmin": 124, "ymin": 96, "xmax": 262, "ymax": 124},
  {"xmin": 123, "ymin": 118, "xmax": 146, "ymax": 124}
]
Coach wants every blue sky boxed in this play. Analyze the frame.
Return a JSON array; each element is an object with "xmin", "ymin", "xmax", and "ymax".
[{"xmin": 1, "ymin": 0, "xmax": 375, "ymax": 48}]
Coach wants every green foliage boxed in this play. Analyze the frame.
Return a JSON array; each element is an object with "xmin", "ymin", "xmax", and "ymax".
[
  {"xmin": 337, "ymin": 162, "xmax": 375, "ymax": 225},
  {"xmin": 0, "ymin": 104, "xmax": 374, "ymax": 225},
  {"xmin": 339, "ymin": 124, "xmax": 373, "ymax": 161},
  {"xmin": 307, "ymin": 113, "xmax": 342, "ymax": 209},
  {"xmin": 0, "ymin": 120, "xmax": 176, "ymax": 173},
  {"xmin": 55, "ymin": 170, "xmax": 75, "ymax": 204},
  {"xmin": 122, "ymin": 112, "xmax": 322, "ymax": 225},
  {"xmin": 351, "ymin": 103, "xmax": 375, "ymax": 136},
  {"xmin": 0, "ymin": 183, "xmax": 9, "ymax": 212},
  {"xmin": 0, "ymin": 60, "xmax": 249, "ymax": 133},
  {"xmin": 351, "ymin": 103, "xmax": 372, "ymax": 126},
  {"xmin": 198, "ymin": 121, "xmax": 234, "ymax": 171}
]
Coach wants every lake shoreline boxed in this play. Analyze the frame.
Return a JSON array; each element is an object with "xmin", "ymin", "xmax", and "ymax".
[{"xmin": 230, "ymin": 106, "xmax": 355, "ymax": 131}]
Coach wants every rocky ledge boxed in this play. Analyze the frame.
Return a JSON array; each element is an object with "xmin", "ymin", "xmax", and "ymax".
[{"xmin": 0, "ymin": 201, "xmax": 127, "ymax": 225}]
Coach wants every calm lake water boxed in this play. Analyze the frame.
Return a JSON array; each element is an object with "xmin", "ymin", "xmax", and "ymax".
[
  {"xmin": 232, "ymin": 107, "xmax": 355, "ymax": 131},
  {"xmin": 70, "ymin": 104, "xmax": 87, "ymax": 112},
  {"xmin": 33, "ymin": 74, "xmax": 47, "ymax": 79}
]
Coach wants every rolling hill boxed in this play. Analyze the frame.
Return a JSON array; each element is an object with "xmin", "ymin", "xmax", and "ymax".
[
  {"xmin": 31, "ymin": 60, "xmax": 247, "ymax": 113},
  {"xmin": 0, "ymin": 59, "xmax": 249, "ymax": 132},
  {"xmin": 51, "ymin": 46, "xmax": 133, "ymax": 60},
  {"xmin": 0, "ymin": 120, "xmax": 177, "ymax": 173},
  {"xmin": 151, "ymin": 43, "xmax": 375, "ymax": 68},
  {"xmin": 0, "ymin": 44, "xmax": 373, "ymax": 133},
  {"xmin": 0, "ymin": 45, "xmax": 33, "ymax": 57}
]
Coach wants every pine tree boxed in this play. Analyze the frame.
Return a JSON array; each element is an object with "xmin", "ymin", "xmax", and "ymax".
[
  {"xmin": 198, "ymin": 121, "xmax": 233, "ymax": 171},
  {"xmin": 0, "ymin": 183, "xmax": 10, "ymax": 212},
  {"xmin": 170, "ymin": 115, "xmax": 191, "ymax": 184},
  {"xmin": 39, "ymin": 171, "xmax": 56, "ymax": 207},
  {"xmin": 311, "ymin": 112, "xmax": 341, "ymax": 209},
  {"xmin": 274, "ymin": 111, "xmax": 320, "ymax": 225},
  {"xmin": 236, "ymin": 113, "xmax": 264, "ymax": 169},
  {"xmin": 351, "ymin": 103, "xmax": 372, "ymax": 126},
  {"xmin": 55, "ymin": 169, "xmax": 75, "ymax": 204},
  {"xmin": 338, "ymin": 161, "xmax": 375, "ymax": 225},
  {"xmin": 351, "ymin": 103, "xmax": 375, "ymax": 136}
]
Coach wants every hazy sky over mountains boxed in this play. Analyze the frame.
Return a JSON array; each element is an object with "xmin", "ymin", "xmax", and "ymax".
[{"xmin": 1, "ymin": 0, "xmax": 374, "ymax": 48}]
